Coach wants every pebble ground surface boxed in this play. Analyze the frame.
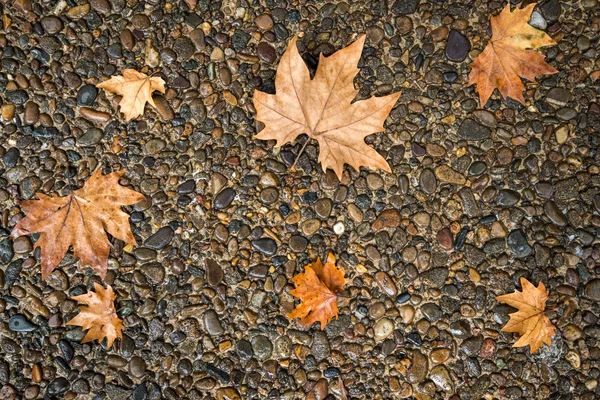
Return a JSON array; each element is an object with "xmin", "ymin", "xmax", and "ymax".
[{"xmin": 1, "ymin": 0, "xmax": 600, "ymax": 399}]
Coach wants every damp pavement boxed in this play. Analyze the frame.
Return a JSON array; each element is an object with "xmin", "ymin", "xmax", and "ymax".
[{"xmin": 1, "ymin": 0, "xmax": 600, "ymax": 399}]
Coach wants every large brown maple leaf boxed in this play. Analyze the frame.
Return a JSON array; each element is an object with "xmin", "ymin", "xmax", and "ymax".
[
  {"xmin": 67, "ymin": 283, "xmax": 124, "ymax": 347},
  {"xmin": 11, "ymin": 170, "xmax": 145, "ymax": 279},
  {"xmin": 468, "ymin": 3, "xmax": 558, "ymax": 105},
  {"xmin": 289, "ymin": 253, "xmax": 346, "ymax": 329},
  {"xmin": 253, "ymin": 35, "xmax": 401, "ymax": 179},
  {"xmin": 496, "ymin": 277, "xmax": 556, "ymax": 353},
  {"xmin": 97, "ymin": 69, "xmax": 166, "ymax": 121}
]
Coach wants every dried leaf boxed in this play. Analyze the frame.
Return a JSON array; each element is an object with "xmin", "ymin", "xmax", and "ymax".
[
  {"xmin": 289, "ymin": 253, "xmax": 346, "ymax": 329},
  {"xmin": 496, "ymin": 277, "xmax": 556, "ymax": 353},
  {"xmin": 67, "ymin": 283, "xmax": 124, "ymax": 347},
  {"xmin": 468, "ymin": 4, "xmax": 558, "ymax": 105},
  {"xmin": 97, "ymin": 69, "xmax": 166, "ymax": 120},
  {"xmin": 253, "ymin": 35, "xmax": 400, "ymax": 179},
  {"xmin": 11, "ymin": 170, "xmax": 145, "ymax": 279}
]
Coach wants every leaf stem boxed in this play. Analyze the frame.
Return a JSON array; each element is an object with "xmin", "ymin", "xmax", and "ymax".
[{"xmin": 290, "ymin": 137, "xmax": 310, "ymax": 172}]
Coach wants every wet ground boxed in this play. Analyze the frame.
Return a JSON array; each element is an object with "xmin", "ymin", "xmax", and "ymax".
[{"xmin": 1, "ymin": 0, "xmax": 600, "ymax": 399}]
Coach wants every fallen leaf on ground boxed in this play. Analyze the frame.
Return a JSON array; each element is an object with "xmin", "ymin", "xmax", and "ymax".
[
  {"xmin": 11, "ymin": 170, "xmax": 145, "ymax": 279},
  {"xmin": 496, "ymin": 277, "xmax": 556, "ymax": 353},
  {"xmin": 468, "ymin": 4, "xmax": 558, "ymax": 105},
  {"xmin": 97, "ymin": 69, "xmax": 165, "ymax": 120},
  {"xmin": 289, "ymin": 253, "xmax": 346, "ymax": 329},
  {"xmin": 253, "ymin": 35, "xmax": 400, "ymax": 179},
  {"xmin": 67, "ymin": 283, "xmax": 124, "ymax": 347}
]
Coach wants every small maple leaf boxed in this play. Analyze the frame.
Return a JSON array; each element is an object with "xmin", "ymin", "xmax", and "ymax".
[
  {"xmin": 468, "ymin": 3, "xmax": 558, "ymax": 105},
  {"xmin": 496, "ymin": 277, "xmax": 556, "ymax": 353},
  {"xmin": 97, "ymin": 69, "xmax": 166, "ymax": 120},
  {"xmin": 253, "ymin": 35, "xmax": 401, "ymax": 179},
  {"xmin": 67, "ymin": 283, "xmax": 124, "ymax": 347},
  {"xmin": 289, "ymin": 253, "xmax": 346, "ymax": 329},
  {"xmin": 11, "ymin": 170, "xmax": 145, "ymax": 279}
]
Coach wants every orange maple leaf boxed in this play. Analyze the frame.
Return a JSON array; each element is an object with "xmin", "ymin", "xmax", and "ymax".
[
  {"xmin": 468, "ymin": 3, "xmax": 558, "ymax": 105},
  {"xmin": 67, "ymin": 283, "xmax": 124, "ymax": 347},
  {"xmin": 289, "ymin": 253, "xmax": 346, "ymax": 329},
  {"xmin": 11, "ymin": 170, "xmax": 145, "ymax": 279},
  {"xmin": 254, "ymin": 35, "xmax": 400, "ymax": 179},
  {"xmin": 496, "ymin": 277, "xmax": 556, "ymax": 353}
]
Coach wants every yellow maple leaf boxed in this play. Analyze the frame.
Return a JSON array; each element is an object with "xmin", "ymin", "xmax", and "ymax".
[
  {"xmin": 468, "ymin": 4, "xmax": 558, "ymax": 105},
  {"xmin": 253, "ymin": 35, "xmax": 400, "ymax": 179},
  {"xmin": 97, "ymin": 69, "xmax": 166, "ymax": 120},
  {"xmin": 496, "ymin": 277, "xmax": 556, "ymax": 353}
]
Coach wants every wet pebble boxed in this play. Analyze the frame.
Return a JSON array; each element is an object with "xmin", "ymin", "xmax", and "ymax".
[{"xmin": 445, "ymin": 30, "xmax": 470, "ymax": 62}]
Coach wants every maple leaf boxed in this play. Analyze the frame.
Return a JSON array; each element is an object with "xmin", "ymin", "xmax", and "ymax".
[
  {"xmin": 253, "ymin": 35, "xmax": 401, "ymax": 179},
  {"xmin": 468, "ymin": 4, "xmax": 558, "ymax": 105},
  {"xmin": 96, "ymin": 69, "xmax": 166, "ymax": 121},
  {"xmin": 11, "ymin": 170, "xmax": 145, "ymax": 279},
  {"xmin": 289, "ymin": 253, "xmax": 346, "ymax": 329},
  {"xmin": 67, "ymin": 283, "xmax": 124, "ymax": 347},
  {"xmin": 496, "ymin": 277, "xmax": 556, "ymax": 353}
]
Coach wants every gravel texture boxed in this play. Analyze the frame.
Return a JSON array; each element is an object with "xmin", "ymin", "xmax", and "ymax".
[{"xmin": 1, "ymin": 0, "xmax": 600, "ymax": 399}]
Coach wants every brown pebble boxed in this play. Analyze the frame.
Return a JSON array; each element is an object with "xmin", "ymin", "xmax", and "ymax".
[
  {"xmin": 31, "ymin": 364, "xmax": 42, "ymax": 383},
  {"xmin": 79, "ymin": 107, "xmax": 110, "ymax": 123},
  {"xmin": 257, "ymin": 42, "xmax": 277, "ymax": 63},
  {"xmin": 255, "ymin": 14, "xmax": 274, "ymax": 30},
  {"xmin": 436, "ymin": 228, "xmax": 454, "ymax": 251},
  {"xmin": 373, "ymin": 209, "xmax": 401, "ymax": 230},
  {"xmin": 120, "ymin": 29, "xmax": 135, "ymax": 50},
  {"xmin": 24, "ymin": 101, "xmax": 39, "ymax": 124},
  {"xmin": 152, "ymin": 95, "xmax": 174, "ymax": 120},
  {"xmin": 1, "ymin": 104, "xmax": 15, "ymax": 120},
  {"xmin": 205, "ymin": 258, "xmax": 224, "ymax": 286}
]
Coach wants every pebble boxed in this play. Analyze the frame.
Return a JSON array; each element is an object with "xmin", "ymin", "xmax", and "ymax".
[
  {"xmin": 129, "ymin": 356, "xmax": 146, "ymax": 378},
  {"xmin": 78, "ymin": 128, "xmax": 104, "ymax": 145},
  {"xmin": 507, "ymin": 230, "xmax": 532, "ymax": 259},
  {"xmin": 79, "ymin": 107, "xmax": 110, "ymax": 123},
  {"xmin": 436, "ymin": 228, "xmax": 454, "ymax": 250},
  {"xmin": 544, "ymin": 201, "xmax": 567, "ymax": 226},
  {"xmin": 445, "ymin": 30, "xmax": 470, "ymax": 62},
  {"xmin": 215, "ymin": 188, "xmax": 235, "ymax": 209},
  {"xmin": 373, "ymin": 209, "xmax": 401, "ymax": 230},
  {"xmin": 77, "ymin": 85, "xmax": 98, "ymax": 106},
  {"xmin": 205, "ymin": 259, "xmax": 223, "ymax": 286},
  {"xmin": 257, "ymin": 42, "xmax": 277, "ymax": 63},
  {"xmin": 90, "ymin": 0, "xmax": 111, "ymax": 14},
  {"xmin": 430, "ymin": 365, "xmax": 454, "ymax": 392},
  {"xmin": 457, "ymin": 119, "xmax": 491, "ymax": 141},
  {"xmin": 255, "ymin": 14, "xmax": 274, "ymax": 30},
  {"xmin": 375, "ymin": 271, "xmax": 397, "ymax": 297},
  {"xmin": 41, "ymin": 16, "xmax": 63, "ymax": 34},
  {"xmin": 9, "ymin": 314, "xmax": 37, "ymax": 332},
  {"xmin": 23, "ymin": 102, "xmax": 39, "ymax": 125},
  {"xmin": 435, "ymin": 165, "xmax": 466, "ymax": 185},
  {"xmin": 144, "ymin": 227, "xmax": 173, "ymax": 249},
  {"xmin": 252, "ymin": 238, "xmax": 277, "ymax": 256},
  {"xmin": 583, "ymin": 279, "xmax": 600, "ymax": 301},
  {"xmin": 46, "ymin": 378, "xmax": 70, "ymax": 395},
  {"xmin": 203, "ymin": 310, "xmax": 224, "ymax": 336},
  {"xmin": 374, "ymin": 318, "xmax": 394, "ymax": 340},
  {"xmin": 391, "ymin": 0, "xmax": 419, "ymax": 14},
  {"xmin": 406, "ymin": 351, "xmax": 428, "ymax": 383},
  {"xmin": 419, "ymin": 168, "xmax": 437, "ymax": 194}
]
